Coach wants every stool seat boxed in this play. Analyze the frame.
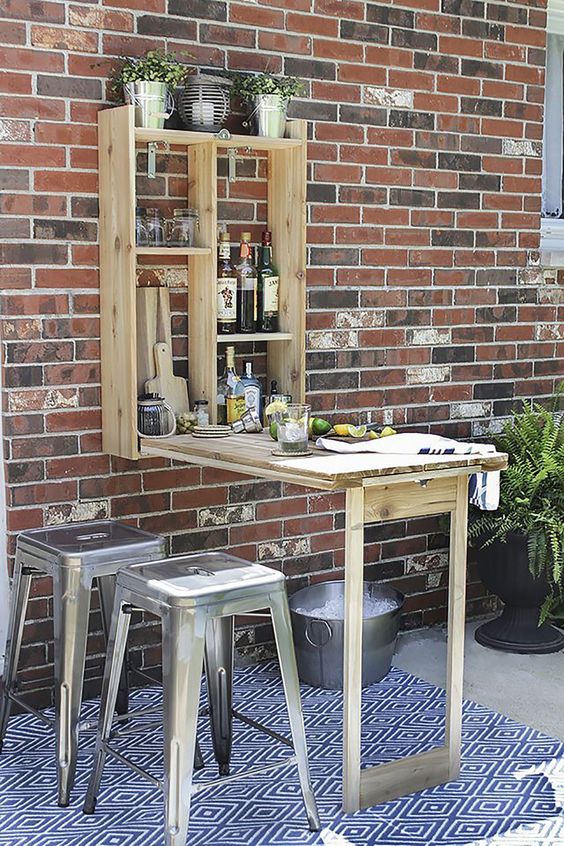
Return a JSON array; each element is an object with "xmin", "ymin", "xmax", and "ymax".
[
  {"xmin": 119, "ymin": 551, "xmax": 284, "ymax": 607},
  {"xmin": 17, "ymin": 520, "xmax": 163, "ymax": 577}
]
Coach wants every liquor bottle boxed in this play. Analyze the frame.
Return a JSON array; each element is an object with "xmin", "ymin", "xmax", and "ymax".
[
  {"xmin": 240, "ymin": 361, "xmax": 263, "ymax": 419},
  {"xmin": 257, "ymin": 230, "xmax": 279, "ymax": 333},
  {"xmin": 217, "ymin": 231, "xmax": 237, "ymax": 334},
  {"xmin": 236, "ymin": 231, "xmax": 258, "ymax": 333},
  {"xmin": 217, "ymin": 346, "xmax": 246, "ymax": 425}
]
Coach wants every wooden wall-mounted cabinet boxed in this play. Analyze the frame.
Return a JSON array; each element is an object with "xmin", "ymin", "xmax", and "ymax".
[{"xmin": 98, "ymin": 105, "xmax": 307, "ymax": 459}]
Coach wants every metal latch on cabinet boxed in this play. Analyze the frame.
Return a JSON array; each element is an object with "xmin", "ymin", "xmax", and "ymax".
[
  {"xmin": 214, "ymin": 129, "xmax": 252, "ymax": 183},
  {"xmin": 214, "ymin": 129, "xmax": 237, "ymax": 183},
  {"xmin": 146, "ymin": 141, "xmax": 169, "ymax": 179}
]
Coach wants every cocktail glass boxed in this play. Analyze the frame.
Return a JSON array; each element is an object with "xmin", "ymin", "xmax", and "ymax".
[{"xmin": 276, "ymin": 404, "xmax": 311, "ymax": 454}]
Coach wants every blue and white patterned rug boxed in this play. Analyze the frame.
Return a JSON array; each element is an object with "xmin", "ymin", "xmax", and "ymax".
[{"xmin": 0, "ymin": 664, "xmax": 562, "ymax": 846}]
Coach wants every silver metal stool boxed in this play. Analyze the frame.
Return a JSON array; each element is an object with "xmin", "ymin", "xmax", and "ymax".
[
  {"xmin": 83, "ymin": 552, "xmax": 321, "ymax": 845},
  {"xmin": 0, "ymin": 520, "xmax": 165, "ymax": 806}
]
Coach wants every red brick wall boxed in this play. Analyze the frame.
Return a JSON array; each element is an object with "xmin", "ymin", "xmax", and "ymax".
[{"xmin": 1, "ymin": 0, "xmax": 559, "ymax": 704}]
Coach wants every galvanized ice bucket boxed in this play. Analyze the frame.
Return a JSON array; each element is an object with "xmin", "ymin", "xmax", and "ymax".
[
  {"xmin": 289, "ymin": 580, "xmax": 404, "ymax": 689},
  {"xmin": 124, "ymin": 81, "xmax": 173, "ymax": 129}
]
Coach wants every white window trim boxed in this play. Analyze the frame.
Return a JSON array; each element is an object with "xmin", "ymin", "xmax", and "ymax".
[
  {"xmin": 541, "ymin": 218, "xmax": 564, "ymax": 266},
  {"xmin": 548, "ymin": 0, "xmax": 564, "ymax": 35}
]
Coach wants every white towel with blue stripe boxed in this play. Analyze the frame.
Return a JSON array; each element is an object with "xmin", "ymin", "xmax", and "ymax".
[{"xmin": 315, "ymin": 432, "xmax": 499, "ymax": 511}]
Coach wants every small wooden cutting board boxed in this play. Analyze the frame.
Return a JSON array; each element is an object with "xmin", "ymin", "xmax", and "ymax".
[{"xmin": 145, "ymin": 342, "xmax": 189, "ymax": 415}]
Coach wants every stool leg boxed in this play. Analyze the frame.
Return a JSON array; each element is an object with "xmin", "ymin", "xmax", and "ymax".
[
  {"xmin": 162, "ymin": 607, "xmax": 206, "ymax": 846},
  {"xmin": 0, "ymin": 558, "xmax": 32, "ymax": 750},
  {"xmin": 269, "ymin": 590, "xmax": 321, "ymax": 832},
  {"xmin": 204, "ymin": 616, "xmax": 233, "ymax": 776},
  {"xmin": 83, "ymin": 590, "xmax": 131, "ymax": 815},
  {"xmin": 97, "ymin": 575, "xmax": 129, "ymax": 716},
  {"xmin": 53, "ymin": 566, "xmax": 92, "ymax": 807}
]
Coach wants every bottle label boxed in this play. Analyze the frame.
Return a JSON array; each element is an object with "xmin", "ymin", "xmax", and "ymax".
[
  {"xmin": 264, "ymin": 274, "xmax": 279, "ymax": 314},
  {"xmin": 244, "ymin": 384, "xmax": 261, "ymax": 413},
  {"xmin": 226, "ymin": 395, "xmax": 246, "ymax": 423},
  {"xmin": 217, "ymin": 277, "xmax": 237, "ymax": 322},
  {"xmin": 219, "ymin": 242, "xmax": 231, "ymax": 259}
]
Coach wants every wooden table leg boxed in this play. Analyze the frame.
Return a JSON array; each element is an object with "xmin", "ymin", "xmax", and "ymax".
[
  {"xmin": 342, "ymin": 487, "xmax": 365, "ymax": 813},
  {"xmin": 342, "ymin": 472, "xmax": 471, "ymax": 811},
  {"xmin": 445, "ymin": 474, "xmax": 469, "ymax": 778}
]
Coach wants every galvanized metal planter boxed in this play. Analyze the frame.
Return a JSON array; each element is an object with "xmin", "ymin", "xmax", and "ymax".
[{"xmin": 124, "ymin": 81, "xmax": 173, "ymax": 129}]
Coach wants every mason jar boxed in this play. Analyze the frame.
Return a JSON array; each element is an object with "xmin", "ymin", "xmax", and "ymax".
[
  {"xmin": 167, "ymin": 208, "xmax": 199, "ymax": 247},
  {"xmin": 135, "ymin": 207, "xmax": 149, "ymax": 246},
  {"xmin": 145, "ymin": 207, "xmax": 166, "ymax": 247}
]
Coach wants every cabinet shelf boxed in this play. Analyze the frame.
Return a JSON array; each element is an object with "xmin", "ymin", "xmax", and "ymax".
[
  {"xmin": 99, "ymin": 105, "xmax": 306, "ymax": 459},
  {"xmin": 135, "ymin": 125, "xmax": 304, "ymax": 150},
  {"xmin": 217, "ymin": 332, "xmax": 293, "ymax": 343},
  {"xmin": 136, "ymin": 246, "xmax": 212, "ymax": 256}
]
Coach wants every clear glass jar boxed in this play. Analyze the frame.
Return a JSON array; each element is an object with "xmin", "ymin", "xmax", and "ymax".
[
  {"xmin": 167, "ymin": 208, "xmax": 199, "ymax": 247},
  {"xmin": 145, "ymin": 207, "xmax": 165, "ymax": 247},
  {"xmin": 193, "ymin": 399, "xmax": 209, "ymax": 426},
  {"xmin": 135, "ymin": 207, "xmax": 148, "ymax": 246}
]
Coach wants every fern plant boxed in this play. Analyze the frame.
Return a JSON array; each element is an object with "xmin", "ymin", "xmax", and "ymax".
[{"xmin": 469, "ymin": 386, "xmax": 564, "ymax": 623}]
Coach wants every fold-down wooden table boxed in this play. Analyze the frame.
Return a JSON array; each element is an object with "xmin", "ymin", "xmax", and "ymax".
[{"xmin": 141, "ymin": 432, "xmax": 507, "ymax": 813}]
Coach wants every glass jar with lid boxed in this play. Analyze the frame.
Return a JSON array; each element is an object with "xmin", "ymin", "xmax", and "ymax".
[
  {"xmin": 193, "ymin": 399, "xmax": 209, "ymax": 426},
  {"xmin": 135, "ymin": 207, "xmax": 149, "ymax": 246},
  {"xmin": 167, "ymin": 208, "xmax": 199, "ymax": 247},
  {"xmin": 144, "ymin": 208, "xmax": 166, "ymax": 247}
]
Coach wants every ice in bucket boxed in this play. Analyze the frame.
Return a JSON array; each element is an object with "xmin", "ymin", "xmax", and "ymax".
[{"xmin": 276, "ymin": 404, "xmax": 310, "ymax": 454}]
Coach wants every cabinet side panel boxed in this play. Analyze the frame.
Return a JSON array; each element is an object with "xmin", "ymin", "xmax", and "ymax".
[
  {"xmin": 99, "ymin": 106, "xmax": 138, "ymax": 458},
  {"xmin": 268, "ymin": 120, "xmax": 307, "ymax": 403},
  {"xmin": 188, "ymin": 142, "xmax": 218, "ymax": 421}
]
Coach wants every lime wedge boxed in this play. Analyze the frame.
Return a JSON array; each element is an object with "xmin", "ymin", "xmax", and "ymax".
[
  {"xmin": 334, "ymin": 424, "xmax": 367, "ymax": 438},
  {"xmin": 348, "ymin": 425, "xmax": 367, "ymax": 438}
]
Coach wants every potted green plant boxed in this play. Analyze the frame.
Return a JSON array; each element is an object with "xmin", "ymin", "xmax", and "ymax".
[
  {"xmin": 110, "ymin": 50, "xmax": 189, "ymax": 129},
  {"xmin": 232, "ymin": 73, "xmax": 304, "ymax": 138},
  {"xmin": 469, "ymin": 389, "xmax": 564, "ymax": 654}
]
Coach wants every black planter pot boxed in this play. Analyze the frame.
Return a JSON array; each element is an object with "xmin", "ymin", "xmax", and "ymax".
[{"xmin": 475, "ymin": 532, "xmax": 564, "ymax": 654}]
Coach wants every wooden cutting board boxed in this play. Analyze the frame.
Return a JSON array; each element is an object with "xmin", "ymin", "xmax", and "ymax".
[{"xmin": 145, "ymin": 342, "xmax": 190, "ymax": 415}]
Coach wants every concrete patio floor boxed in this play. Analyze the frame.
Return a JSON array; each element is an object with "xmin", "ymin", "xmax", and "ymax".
[{"xmin": 395, "ymin": 617, "xmax": 564, "ymax": 741}]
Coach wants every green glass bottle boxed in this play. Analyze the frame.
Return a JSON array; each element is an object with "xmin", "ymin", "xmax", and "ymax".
[{"xmin": 257, "ymin": 230, "xmax": 279, "ymax": 333}]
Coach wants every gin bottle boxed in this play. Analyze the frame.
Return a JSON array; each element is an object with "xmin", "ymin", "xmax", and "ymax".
[{"xmin": 240, "ymin": 361, "xmax": 263, "ymax": 419}]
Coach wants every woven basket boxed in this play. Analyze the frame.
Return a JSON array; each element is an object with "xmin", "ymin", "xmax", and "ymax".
[{"xmin": 177, "ymin": 72, "xmax": 232, "ymax": 133}]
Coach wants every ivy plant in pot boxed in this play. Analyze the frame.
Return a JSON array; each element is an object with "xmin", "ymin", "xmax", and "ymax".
[
  {"xmin": 231, "ymin": 73, "xmax": 304, "ymax": 138},
  {"xmin": 469, "ymin": 391, "xmax": 564, "ymax": 654},
  {"xmin": 110, "ymin": 50, "xmax": 189, "ymax": 129}
]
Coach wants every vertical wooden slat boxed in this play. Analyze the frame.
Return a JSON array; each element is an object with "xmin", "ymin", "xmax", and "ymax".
[
  {"xmin": 99, "ymin": 105, "xmax": 138, "ymax": 459},
  {"xmin": 267, "ymin": 119, "xmax": 307, "ymax": 402},
  {"xmin": 187, "ymin": 142, "xmax": 217, "ymax": 420},
  {"xmin": 445, "ymin": 473, "xmax": 469, "ymax": 777},
  {"xmin": 343, "ymin": 485, "xmax": 365, "ymax": 813},
  {"xmin": 136, "ymin": 287, "xmax": 172, "ymax": 394}
]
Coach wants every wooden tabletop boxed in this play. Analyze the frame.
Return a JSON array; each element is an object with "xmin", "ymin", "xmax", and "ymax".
[{"xmin": 141, "ymin": 432, "xmax": 508, "ymax": 491}]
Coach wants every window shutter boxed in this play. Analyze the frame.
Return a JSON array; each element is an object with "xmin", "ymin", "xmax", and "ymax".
[{"xmin": 543, "ymin": 35, "xmax": 564, "ymax": 217}]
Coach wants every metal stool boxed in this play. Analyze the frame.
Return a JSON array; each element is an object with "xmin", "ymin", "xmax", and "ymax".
[
  {"xmin": 83, "ymin": 552, "xmax": 320, "ymax": 846},
  {"xmin": 0, "ymin": 520, "xmax": 165, "ymax": 806}
]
